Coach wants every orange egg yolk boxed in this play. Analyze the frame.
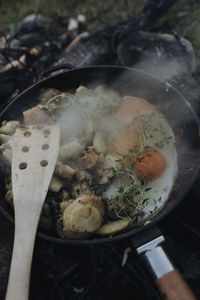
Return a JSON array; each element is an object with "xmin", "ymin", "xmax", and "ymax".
[{"xmin": 134, "ymin": 150, "xmax": 166, "ymax": 181}]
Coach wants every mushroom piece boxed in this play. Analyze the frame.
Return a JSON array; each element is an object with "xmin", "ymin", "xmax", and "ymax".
[
  {"xmin": 76, "ymin": 170, "xmax": 93, "ymax": 185},
  {"xmin": 71, "ymin": 181, "xmax": 92, "ymax": 199},
  {"xmin": 5, "ymin": 180, "xmax": 13, "ymax": 206},
  {"xmin": 77, "ymin": 148, "xmax": 98, "ymax": 169},
  {"xmin": 49, "ymin": 176, "xmax": 64, "ymax": 193},
  {"xmin": 95, "ymin": 154, "xmax": 118, "ymax": 184},
  {"xmin": 55, "ymin": 162, "xmax": 75, "ymax": 180},
  {"xmin": 0, "ymin": 134, "xmax": 11, "ymax": 144},
  {"xmin": 46, "ymin": 92, "xmax": 71, "ymax": 113},
  {"xmin": 0, "ymin": 120, "xmax": 19, "ymax": 135},
  {"xmin": 0, "ymin": 143, "xmax": 12, "ymax": 164},
  {"xmin": 93, "ymin": 131, "xmax": 107, "ymax": 154},
  {"xmin": 59, "ymin": 139, "xmax": 85, "ymax": 161},
  {"xmin": 39, "ymin": 88, "xmax": 61, "ymax": 104},
  {"xmin": 5, "ymin": 190, "xmax": 13, "ymax": 207}
]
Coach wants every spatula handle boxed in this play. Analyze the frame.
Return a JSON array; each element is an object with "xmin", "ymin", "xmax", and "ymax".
[{"xmin": 5, "ymin": 213, "xmax": 40, "ymax": 300}]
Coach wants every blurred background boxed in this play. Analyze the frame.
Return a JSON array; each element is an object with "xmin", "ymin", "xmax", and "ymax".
[
  {"xmin": 1, "ymin": 1, "xmax": 200, "ymax": 299},
  {"xmin": 1, "ymin": 0, "xmax": 200, "ymax": 64}
]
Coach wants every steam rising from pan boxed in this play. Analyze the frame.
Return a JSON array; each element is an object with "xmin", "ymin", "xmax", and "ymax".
[{"xmin": 56, "ymin": 84, "xmax": 178, "ymax": 224}]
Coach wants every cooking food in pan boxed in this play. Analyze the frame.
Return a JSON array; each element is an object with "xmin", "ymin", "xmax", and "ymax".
[{"xmin": 0, "ymin": 84, "xmax": 177, "ymax": 240}]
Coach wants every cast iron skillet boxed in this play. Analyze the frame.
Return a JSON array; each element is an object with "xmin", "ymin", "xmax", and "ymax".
[{"xmin": 0, "ymin": 66, "xmax": 199, "ymax": 299}]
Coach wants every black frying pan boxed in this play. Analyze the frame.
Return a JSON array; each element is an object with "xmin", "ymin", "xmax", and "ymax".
[{"xmin": 0, "ymin": 66, "xmax": 199, "ymax": 299}]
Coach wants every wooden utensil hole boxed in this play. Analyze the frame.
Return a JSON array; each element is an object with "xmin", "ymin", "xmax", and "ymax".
[
  {"xmin": 41, "ymin": 144, "xmax": 49, "ymax": 150},
  {"xmin": 19, "ymin": 162, "xmax": 27, "ymax": 169},
  {"xmin": 36, "ymin": 125, "xmax": 44, "ymax": 130},
  {"xmin": 43, "ymin": 129, "xmax": 51, "ymax": 136},
  {"xmin": 24, "ymin": 131, "xmax": 31, "ymax": 137},
  {"xmin": 40, "ymin": 160, "xmax": 48, "ymax": 167},
  {"xmin": 22, "ymin": 146, "xmax": 29, "ymax": 152}
]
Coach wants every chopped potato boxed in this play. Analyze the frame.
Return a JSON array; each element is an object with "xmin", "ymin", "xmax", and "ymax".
[
  {"xmin": 60, "ymin": 199, "xmax": 73, "ymax": 212},
  {"xmin": 23, "ymin": 106, "xmax": 52, "ymax": 125},
  {"xmin": 97, "ymin": 219, "xmax": 129, "ymax": 236},
  {"xmin": 55, "ymin": 162, "xmax": 75, "ymax": 180},
  {"xmin": 49, "ymin": 176, "xmax": 64, "ymax": 193},
  {"xmin": 56, "ymin": 217, "xmax": 92, "ymax": 240},
  {"xmin": 76, "ymin": 85, "xmax": 88, "ymax": 94},
  {"xmin": 78, "ymin": 149, "xmax": 98, "ymax": 169},
  {"xmin": 64, "ymin": 203, "xmax": 101, "ymax": 232}
]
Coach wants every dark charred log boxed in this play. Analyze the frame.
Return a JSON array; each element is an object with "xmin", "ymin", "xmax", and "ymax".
[
  {"xmin": 116, "ymin": 31, "xmax": 196, "ymax": 75},
  {"xmin": 0, "ymin": 0, "xmax": 179, "ymax": 102}
]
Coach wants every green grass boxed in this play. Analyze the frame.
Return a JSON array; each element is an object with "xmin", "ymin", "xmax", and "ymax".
[
  {"xmin": 158, "ymin": 0, "xmax": 200, "ymax": 57},
  {"xmin": 0, "ymin": 0, "xmax": 146, "ymax": 33},
  {"xmin": 1, "ymin": 0, "xmax": 200, "ymax": 64}
]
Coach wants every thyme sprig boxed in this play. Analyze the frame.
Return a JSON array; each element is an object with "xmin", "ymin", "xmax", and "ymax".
[
  {"xmin": 110, "ymin": 160, "xmax": 152, "ymax": 223},
  {"xmin": 109, "ymin": 111, "xmax": 173, "ymax": 223}
]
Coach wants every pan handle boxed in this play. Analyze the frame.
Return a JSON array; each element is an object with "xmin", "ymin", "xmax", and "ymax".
[{"xmin": 135, "ymin": 235, "xmax": 196, "ymax": 300}]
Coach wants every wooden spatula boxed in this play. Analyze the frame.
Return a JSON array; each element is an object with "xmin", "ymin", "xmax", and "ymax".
[{"xmin": 5, "ymin": 124, "xmax": 60, "ymax": 300}]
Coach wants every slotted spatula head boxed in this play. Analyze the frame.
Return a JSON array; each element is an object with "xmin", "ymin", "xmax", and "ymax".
[
  {"xmin": 5, "ymin": 124, "xmax": 60, "ymax": 300},
  {"xmin": 12, "ymin": 124, "xmax": 60, "ymax": 208}
]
